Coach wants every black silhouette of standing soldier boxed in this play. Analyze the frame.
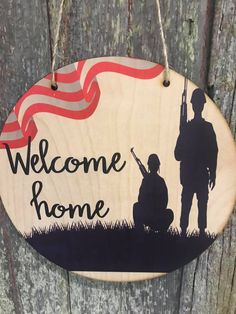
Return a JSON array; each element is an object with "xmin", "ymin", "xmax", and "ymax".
[
  {"xmin": 132, "ymin": 150, "xmax": 174, "ymax": 232},
  {"xmin": 175, "ymin": 88, "xmax": 218, "ymax": 235}
]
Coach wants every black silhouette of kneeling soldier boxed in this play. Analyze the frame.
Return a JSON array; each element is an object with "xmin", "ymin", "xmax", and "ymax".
[{"xmin": 132, "ymin": 151, "xmax": 174, "ymax": 232}]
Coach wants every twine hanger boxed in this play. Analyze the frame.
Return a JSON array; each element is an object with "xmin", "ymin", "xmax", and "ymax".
[
  {"xmin": 155, "ymin": 0, "xmax": 170, "ymax": 86},
  {"xmin": 50, "ymin": 0, "xmax": 170, "ymax": 90},
  {"xmin": 50, "ymin": 0, "xmax": 66, "ymax": 90}
]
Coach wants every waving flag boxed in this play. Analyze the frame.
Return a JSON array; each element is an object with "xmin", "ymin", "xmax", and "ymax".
[{"xmin": 0, "ymin": 57, "xmax": 164, "ymax": 149}]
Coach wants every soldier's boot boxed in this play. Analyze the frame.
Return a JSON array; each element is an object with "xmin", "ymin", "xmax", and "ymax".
[
  {"xmin": 199, "ymin": 228, "xmax": 206, "ymax": 237},
  {"xmin": 155, "ymin": 209, "xmax": 174, "ymax": 233},
  {"xmin": 181, "ymin": 227, "xmax": 187, "ymax": 237}
]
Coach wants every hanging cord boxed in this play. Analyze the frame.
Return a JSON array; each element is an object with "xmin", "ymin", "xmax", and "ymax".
[
  {"xmin": 50, "ymin": 0, "xmax": 170, "ymax": 88},
  {"xmin": 156, "ymin": 0, "xmax": 170, "ymax": 86},
  {"xmin": 51, "ymin": 0, "xmax": 66, "ymax": 90}
]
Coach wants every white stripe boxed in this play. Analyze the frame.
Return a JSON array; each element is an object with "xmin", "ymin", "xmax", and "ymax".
[
  {"xmin": 36, "ymin": 78, "xmax": 82, "ymax": 93},
  {"xmin": 5, "ymin": 111, "xmax": 17, "ymax": 123},
  {"xmin": 17, "ymin": 94, "xmax": 90, "ymax": 125},
  {"xmin": 0, "ymin": 130, "xmax": 23, "ymax": 141},
  {"xmin": 56, "ymin": 62, "xmax": 77, "ymax": 74}
]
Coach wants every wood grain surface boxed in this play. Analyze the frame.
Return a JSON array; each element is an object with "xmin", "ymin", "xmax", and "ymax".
[{"xmin": 0, "ymin": 0, "xmax": 235, "ymax": 313}]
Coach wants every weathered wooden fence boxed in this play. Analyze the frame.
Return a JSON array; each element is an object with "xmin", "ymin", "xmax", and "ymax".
[{"xmin": 0, "ymin": 1, "xmax": 235, "ymax": 313}]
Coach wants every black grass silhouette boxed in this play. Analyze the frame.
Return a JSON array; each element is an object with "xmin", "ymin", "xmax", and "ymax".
[{"xmin": 25, "ymin": 221, "xmax": 216, "ymax": 272}]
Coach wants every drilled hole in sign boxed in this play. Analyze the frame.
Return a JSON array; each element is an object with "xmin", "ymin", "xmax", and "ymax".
[
  {"xmin": 163, "ymin": 80, "xmax": 170, "ymax": 87},
  {"xmin": 51, "ymin": 82, "xmax": 58, "ymax": 91}
]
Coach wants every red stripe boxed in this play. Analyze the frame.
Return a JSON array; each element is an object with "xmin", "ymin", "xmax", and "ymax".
[
  {"xmin": 20, "ymin": 82, "xmax": 100, "ymax": 135},
  {"xmin": 44, "ymin": 60, "xmax": 86, "ymax": 83},
  {"xmin": 0, "ymin": 120, "xmax": 37, "ymax": 149},
  {"xmin": 15, "ymin": 85, "xmax": 84, "ymax": 117},
  {"xmin": 14, "ymin": 61, "xmax": 86, "ymax": 116},
  {"xmin": 2, "ymin": 120, "xmax": 20, "ymax": 132},
  {"xmin": 76, "ymin": 60, "xmax": 86, "ymax": 80}
]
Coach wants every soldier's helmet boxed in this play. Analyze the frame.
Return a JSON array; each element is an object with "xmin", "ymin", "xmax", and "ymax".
[
  {"xmin": 148, "ymin": 154, "xmax": 160, "ymax": 172},
  {"xmin": 191, "ymin": 88, "xmax": 206, "ymax": 104}
]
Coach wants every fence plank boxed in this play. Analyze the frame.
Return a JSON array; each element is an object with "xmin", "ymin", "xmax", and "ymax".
[
  {"xmin": 178, "ymin": 1, "xmax": 236, "ymax": 313},
  {"xmin": 0, "ymin": 1, "xmax": 71, "ymax": 313}
]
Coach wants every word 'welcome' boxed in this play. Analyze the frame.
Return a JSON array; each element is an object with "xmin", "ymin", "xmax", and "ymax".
[{"xmin": 4, "ymin": 137, "xmax": 126, "ymax": 175}]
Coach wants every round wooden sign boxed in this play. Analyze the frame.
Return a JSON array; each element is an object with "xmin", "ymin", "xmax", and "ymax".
[{"xmin": 0, "ymin": 57, "xmax": 235, "ymax": 282}]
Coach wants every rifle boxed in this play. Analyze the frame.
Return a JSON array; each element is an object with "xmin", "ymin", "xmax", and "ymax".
[
  {"xmin": 130, "ymin": 148, "xmax": 148, "ymax": 177},
  {"xmin": 180, "ymin": 77, "xmax": 188, "ymax": 132}
]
